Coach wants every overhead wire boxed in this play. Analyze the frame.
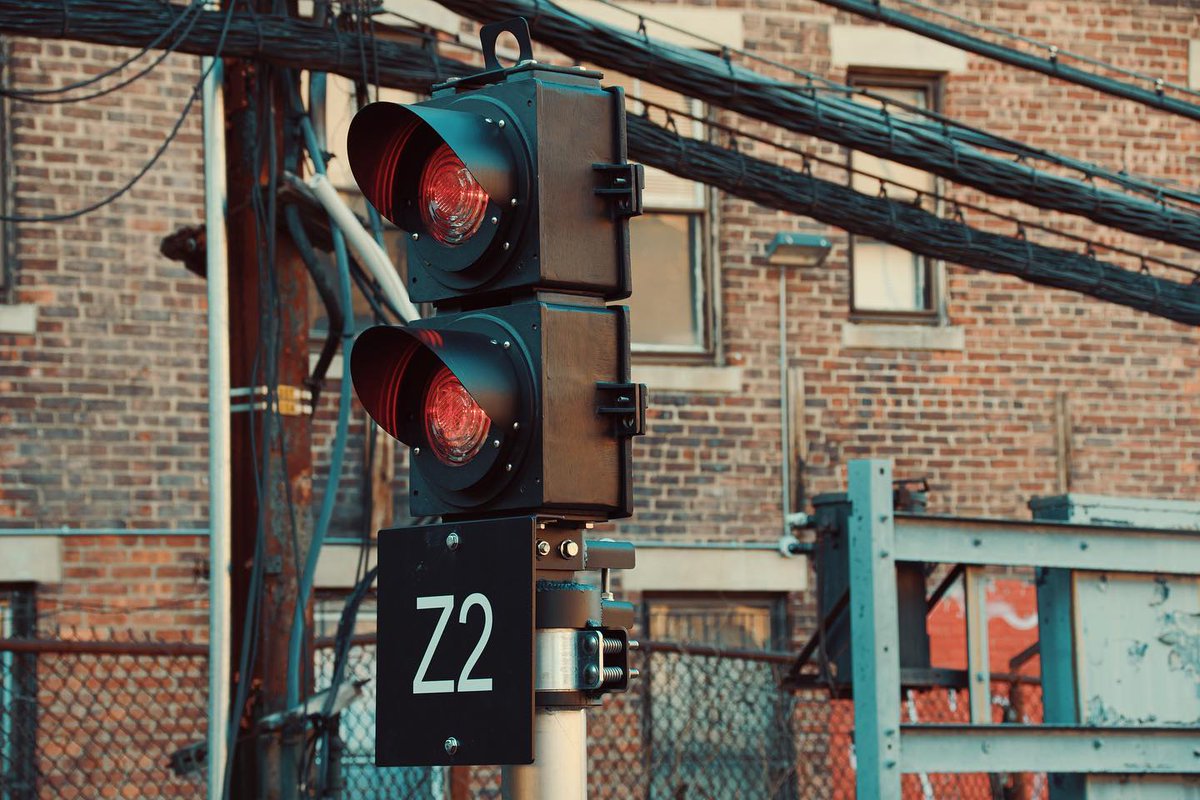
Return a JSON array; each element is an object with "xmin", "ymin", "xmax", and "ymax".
[
  {"xmin": 890, "ymin": 0, "xmax": 1200, "ymax": 100},
  {"xmin": 626, "ymin": 112, "xmax": 1200, "ymax": 324},
  {"xmin": 0, "ymin": 0, "xmax": 237, "ymax": 223},
  {"xmin": 1, "ymin": 0, "xmax": 205, "ymax": 105},
  {"xmin": 0, "ymin": 0, "xmax": 204, "ymax": 98},
  {"xmin": 582, "ymin": 0, "xmax": 1200, "ymax": 209},
  {"xmin": 637, "ymin": 97, "xmax": 1200, "ymax": 284},
  {"xmin": 435, "ymin": 0, "xmax": 1200, "ymax": 252},
  {"xmin": 805, "ymin": 0, "xmax": 1200, "ymax": 123}
]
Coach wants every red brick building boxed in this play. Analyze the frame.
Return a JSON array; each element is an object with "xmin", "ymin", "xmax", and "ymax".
[{"xmin": 1, "ymin": 0, "xmax": 1198, "ymax": 795}]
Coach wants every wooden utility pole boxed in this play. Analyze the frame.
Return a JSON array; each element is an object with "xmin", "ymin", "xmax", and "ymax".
[{"xmin": 222, "ymin": 13, "xmax": 313, "ymax": 799}]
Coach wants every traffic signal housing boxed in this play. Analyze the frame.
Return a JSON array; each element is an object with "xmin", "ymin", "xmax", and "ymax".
[
  {"xmin": 351, "ymin": 299, "xmax": 642, "ymax": 520},
  {"xmin": 347, "ymin": 27, "xmax": 645, "ymax": 523},
  {"xmin": 347, "ymin": 59, "xmax": 641, "ymax": 306}
]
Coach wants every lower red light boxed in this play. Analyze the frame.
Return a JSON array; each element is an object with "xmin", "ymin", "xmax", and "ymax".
[
  {"xmin": 419, "ymin": 143, "xmax": 489, "ymax": 245},
  {"xmin": 423, "ymin": 366, "xmax": 491, "ymax": 466}
]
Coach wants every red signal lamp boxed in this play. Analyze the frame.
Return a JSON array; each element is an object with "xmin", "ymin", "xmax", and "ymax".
[
  {"xmin": 346, "ymin": 60, "xmax": 640, "ymax": 306},
  {"xmin": 422, "ymin": 365, "xmax": 491, "ymax": 465},
  {"xmin": 350, "ymin": 302, "xmax": 641, "ymax": 520}
]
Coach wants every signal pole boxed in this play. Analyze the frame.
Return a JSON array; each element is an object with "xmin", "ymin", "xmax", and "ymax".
[{"xmin": 343, "ymin": 17, "xmax": 646, "ymax": 798}]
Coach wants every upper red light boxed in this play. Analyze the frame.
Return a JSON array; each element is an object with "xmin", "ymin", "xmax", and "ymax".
[
  {"xmin": 419, "ymin": 143, "xmax": 489, "ymax": 246},
  {"xmin": 423, "ymin": 365, "xmax": 491, "ymax": 466}
]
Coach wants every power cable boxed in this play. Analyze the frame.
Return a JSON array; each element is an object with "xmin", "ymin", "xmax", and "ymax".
[
  {"xmin": 806, "ymin": 0, "xmax": 1200, "ymax": 123},
  {"xmin": 638, "ymin": 98, "xmax": 1200, "ymax": 284},
  {"xmin": 581, "ymin": 0, "xmax": 1200, "ymax": 208},
  {"xmin": 890, "ymin": 0, "xmax": 1200, "ymax": 100},
  {"xmin": 1, "ymin": 0, "xmax": 205, "ymax": 105},
  {"xmin": 626, "ymin": 113, "xmax": 1200, "ymax": 325},
  {"xmin": 435, "ymin": 0, "xmax": 1200, "ymax": 252},
  {"xmin": 0, "ymin": 0, "xmax": 203, "ymax": 98},
  {"xmin": 0, "ymin": 0, "xmax": 236, "ymax": 223}
]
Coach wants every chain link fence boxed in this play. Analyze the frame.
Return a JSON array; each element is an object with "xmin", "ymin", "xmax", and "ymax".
[
  {"xmin": 587, "ymin": 644, "xmax": 1047, "ymax": 800},
  {"xmin": 0, "ymin": 632, "xmax": 1044, "ymax": 799},
  {"xmin": 313, "ymin": 641, "xmax": 440, "ymax": 799},
  {"xmin": 0, "ymin": 637, "xmax": 208, "ymax": 800}
]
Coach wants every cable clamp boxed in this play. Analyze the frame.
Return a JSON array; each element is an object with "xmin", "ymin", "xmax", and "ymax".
[{"xmin": 230, "ymin": 385, "xmax": 314, "ymax": 416}]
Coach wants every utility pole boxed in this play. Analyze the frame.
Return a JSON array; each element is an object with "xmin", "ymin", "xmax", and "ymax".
[{"xmin": 221, "ymin": 2, "xmax": 312, "ymax": 796}]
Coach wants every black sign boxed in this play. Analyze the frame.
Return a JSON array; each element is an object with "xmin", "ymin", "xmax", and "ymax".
[{"xmin": 376, "ymin": 516, "xmax": 535, "ymax": 766}]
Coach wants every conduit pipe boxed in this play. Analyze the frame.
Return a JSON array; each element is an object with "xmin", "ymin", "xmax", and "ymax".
[
  {"xmin": 305, "ymin": 172, "xmax": 420, "ymax": 322},
  {"xmin": 201, "ymin": 53, "xmax": 232, "ymax": 800}
]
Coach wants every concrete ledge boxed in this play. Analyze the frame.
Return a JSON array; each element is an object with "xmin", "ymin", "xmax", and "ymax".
[
  {"xmin": 841, "ymin": 322, "xmax": 964, "ymax": 351},
  {"xmin": 632, "ymin": 365, "xmax": 743, "ymax": 394},
  {"xmin": 621, "ymin": 546, "xmax": 807, "ymax": 593},
  {"xmin": 316, "ymin": 543, "xmax": 377, "ymax": 589},
  {"xmin": 0, "ymin": 304, "xmax": 37, "ymax": 335},
  {"xmin": 0, "ymin": 538, "xmax": 61, "ymax": 583},
  {"xmin": 831, "ymin": 25, "xmax": 968, "ymax": 72}
]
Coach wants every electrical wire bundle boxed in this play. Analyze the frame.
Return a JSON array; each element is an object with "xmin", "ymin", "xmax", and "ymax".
[
  {"xmin": 0, "ymin": 0, "xmax": 238, "ymax": 223},
  {"xmin": 432, "ymin": 0, "xmax": 1200, "ymax": 253}
]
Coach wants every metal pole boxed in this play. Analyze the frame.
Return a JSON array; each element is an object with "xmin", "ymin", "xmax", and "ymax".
[
  {"xmin": 847, "ymin": 459, "xmax": 901, "ymax": 800},
  {"xmin": 202, "ymin": 53, "xmax": 233, "ymax": 800},
  {"xmin": 502, "ymin": 709, "xmax": 588, "ymax": 800},
  {"xmin": 778, "ymin": 268, "xmax": 791, "ymax": 537}
]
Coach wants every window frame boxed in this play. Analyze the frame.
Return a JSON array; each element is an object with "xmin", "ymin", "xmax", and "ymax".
[
  {"xmin": 603, "ymin": 71, "xmax": 717, "ymax": 363},
  {"xmin": 642, "ymin": 591, "xmax": 789, "ymax": 650},
  {"xmin": 627, "ymin": 200, "xmax": 716, "ymax": 362},
  {"xmin": 846, "ymin": 70, "xmax": 944, "ymax": 325}
]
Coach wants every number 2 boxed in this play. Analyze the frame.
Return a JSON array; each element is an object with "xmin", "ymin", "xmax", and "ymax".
[{"xmin": 412, "ymin": 593, "xmax": 494, "ymax": 695}]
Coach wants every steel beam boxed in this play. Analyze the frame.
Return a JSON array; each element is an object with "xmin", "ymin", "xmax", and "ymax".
[
  {"xmin": 893, "ymin": 514, "xmax": 1200, "ymax": 573},
  {"xmin": 901, "ymin": 725, "xmax": 1200, "ymax": 774},
  {"xmin": 963, "ymin": 566, "xmax": 991, "ymax": 724},
  {"xmin": 847, "ymin": 460, "xmax": 901, "ymax": 800}
]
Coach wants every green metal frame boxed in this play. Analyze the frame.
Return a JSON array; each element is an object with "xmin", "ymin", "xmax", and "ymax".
[{"xmin": 845, "ymin": 459, "xmax": 1200, "ymax": 799}]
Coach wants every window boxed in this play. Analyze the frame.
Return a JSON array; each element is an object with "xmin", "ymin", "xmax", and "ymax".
[
  {"xmin": 643, "ymin": 594, "xmax": 794, "ymax": 797},
  {"xmin": 645, "ymin": 593, "xmax": 785, "ymax": 649},
  {"xmin": 847, "ymin": 73, "xmax": 941, "ymax": 321},
  {"xmin": 603, "ymin": 71, "xmax": 713, "ymax": 356},
  {"xmin": 0, "ymin": 586, "xmax": 36, "ymax": 800}
]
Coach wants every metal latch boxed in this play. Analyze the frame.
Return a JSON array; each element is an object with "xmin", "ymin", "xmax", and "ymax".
[
  {"xmin": 593, "ymin": 163, "xmax": 645, "ymax": 219},
  {"xmin": 596, "ymin": 381, "xmax": 647, "ymax": 437}
]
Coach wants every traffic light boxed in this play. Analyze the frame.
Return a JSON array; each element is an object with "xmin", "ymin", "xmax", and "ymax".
[
  {"xmin": 346, "ymin": 33, "xmax": 640, "ymax": 305},
  {"xmin": 346, "ymin": 18, "xmax": 646, "ymax": 521}
]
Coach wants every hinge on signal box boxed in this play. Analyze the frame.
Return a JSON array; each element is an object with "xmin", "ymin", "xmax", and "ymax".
[
  {"xmin": 596, "ymin": 382, "xmax": 647, "ymax": 437},
  {"xmin": 593, "ymin": 163, "xmax": 645, "ymax": 219}
]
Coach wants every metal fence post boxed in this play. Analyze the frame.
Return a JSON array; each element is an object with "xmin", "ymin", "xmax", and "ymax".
[{"xmin": 847, "ymin": 459, "xmax": 901, "ymax": 800}]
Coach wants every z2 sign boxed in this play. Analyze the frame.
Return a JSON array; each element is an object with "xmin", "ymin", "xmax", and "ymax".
[{"xmin": 376, "ymin": 517, "xmax": 534, "ymax": 766}]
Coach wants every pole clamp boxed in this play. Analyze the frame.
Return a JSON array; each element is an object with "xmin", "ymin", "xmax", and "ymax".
[{"xmin": 535, "ymin": 627, "xmax": 638, "ymax": 697}]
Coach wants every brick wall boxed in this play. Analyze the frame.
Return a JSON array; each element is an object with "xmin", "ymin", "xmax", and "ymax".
[
  {"xmin": 0, "ymin": 39, "xmax": 209, "ymax": 632},
  {"xmin": 2, "ymin": 2, "xmax": 1199, "ymax": 639}
]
